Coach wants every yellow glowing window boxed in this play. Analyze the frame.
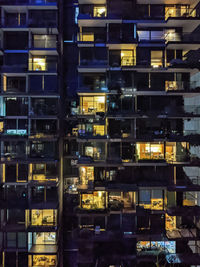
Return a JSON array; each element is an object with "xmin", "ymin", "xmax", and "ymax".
[
  {"xmin": 151, "ymin": 51, "xmax": 163, "ymax": 68},
  {"xmin": 166, "ymin": 214, "xmax": 176, "ymax": 231},
  {"xmin": 80, "ymin": 166, "xmax": 94, "ymax": 185},
  {"xmin": 121, "ymin": 50, "xmax": 135, "ymax": 66},
  {"xmin": 31, "ymin": 210, "xmax": 57, "ymax": 226},
  {"xmin": 81, "ymin": 191, "xmax": 105, "ymax": 209},
  {"xmin": 151, "ymin": 198, "xmax": 163, "ymax": 210},
  {"xmin": 0, "ymin": 121, "xmax": 3, "ymax": 133},
  {"xmin": 93, "ymin": 6, "xmax": 107, "ymax": 17},
  {"xmin": 165, "ymin": 6, "xmax": 189, "ymax": 19},
  {"xmin": 33, "ymin": 232, "xmax": 56, "ymax": 245},
  {"xmin": 32, "ymin": 58, "xmax": 46, "ymax": 71},
  {"xmin": 82, "ymin": 33, "xmax": 94, "ymax": 42},
  {"xmin": 32, "ymin": 255, "xmax": 57, "ymax": 267},
  {"xmin": 136, "ymin": 143, "xmax": 164, "ymax": 160},
  {"xmin": 166, "ymin": 142, "xmax": 176, "ymax": 162},
  {"xmin": 93, "ymin": 125, "xmax": 105, "ymax": 136},
  {"xmin": 81, "ymin": 96, "xmax": 105, "ymax": 114}
]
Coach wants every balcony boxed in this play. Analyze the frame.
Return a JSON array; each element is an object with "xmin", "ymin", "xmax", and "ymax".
[
  {"xmin": 30, "ymin": 120, "xmax": 58, "ymax": 139},
  {"xmin": 136, "ymin": 142, "xmax": 190, "ymax": 163},
  {"xmin": 28, "ymin": 209, "xmax": 57, "ymax": 227},
  {"xmin": 3, "ymin": 14, "xmax": 27, "ymax": 28},
  {"xmin": 28, "ymin": 232, "xmax": 57, "ymax": 253},
  {"xmin": 108, "ymin": 192, "xmax": 135, "ymax": 213},
  {"xmin": 29, "ymin": 57, "xmax": 57, "ymax": 72},
  {"xmin": 109, "ymin": 50, "xmax": 136, "ymax": 68},
  {"xmin": 79, "ymin": 191, "xmax": 106, "ymax": 211},
  {"xmin": 31, "ymin": 98, "xmax": 58, "ymax": 117},
  {"xmin": 30, "ymin": 141, "xmax": 57, "ymax": 159},
  {"xmin": 79, "ymin": 95, "xmax": 106, "ymax": 115},
  {"xmin": 78, "ymin": 32, "xmax": 106, "ymax": 43},
  {"xmin": 165, "ymin": 7, "xmax": 197, "ymax": 20},
  {"xmin": 30, "ymin": 163, "xmax": 58, "ymax": 182},
  {"xmin": 29, "ymin": 255, "xmax": 57, "ymax": 267},
  {"xmin": 32, "ymin": 35, "xmax": 57, "ymax": 49}
]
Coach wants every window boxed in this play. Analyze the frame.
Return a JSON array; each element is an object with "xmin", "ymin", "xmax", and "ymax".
[
  {"xmin": 80, "ymin": 95, "xmax": 106, "ymax": 114},
  {"xmin": 136, "ymin": 143, "xmax": 164, "ymax": 160},
  {"xmin": 151, "ymin": 51, "xmax": 163, "ymax": 68},
  {"xmin": 31, "ymin": 255, "xmax": 57, "ymax": 267},
  {"xmin": 93, "ymin": 6, "xmax": 107, "ymax": 17},
  {"xmin": 121, "ymin": 50, "xmax": 135, "ymax": 66},
  {"xmin": 80, "ymin": 167, "xmax": 94, "ymax": 185},
  {"xmin": 29, "ymin": 57, "xmax": 46, "ymax": 71},
  {"xmin": 18, "ymin": 232, "xmax": 26, "ymax": 248},
  {"xmin": 31, "ymin": 210, "xmax": 57, "ymax": 226},
  {"xmin": 81, "ymin": 191, "xmax": 106, "ymax": 209},
  {"xmin": 7, "ymin": 232, "xmax": 16, "ymax": 247},
  {"xmin": 139, "ymin": 189, "xmax": 163, "ymax": 210},
  {"xmin": 81, "ymin": 33, "xmax": 94, "ymax": 42},
  {"xmin": 32, "ymin": 232, "xmax": 56, "ymax": 245}
]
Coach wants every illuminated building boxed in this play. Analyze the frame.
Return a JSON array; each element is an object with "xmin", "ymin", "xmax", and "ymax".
[{"xmin": 64, "ymin": 0, "xmax": 200, "ymax": 266}]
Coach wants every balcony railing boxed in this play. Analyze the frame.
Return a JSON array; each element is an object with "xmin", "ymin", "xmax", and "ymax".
[
  {"xmin": 32, "ymin": 40, "xmax": 57, "ymax": 49},
  {"xmin": 78, "ymin": 33, "xmax": 106, "ymax": 43},
  {"xmin": 121, "ymin": 56, "xmax": 135, "ymax": 66},
  {"xmin": 165, "ymin": 32, "xmax": 200, "ymax": 43},
  {"xmin": 165, "ymin": 81, "xmax": 184, "ymax": 91},
  {"xmin": 165, "ymin": 7, "xmax": 197, "ymax": 20}
]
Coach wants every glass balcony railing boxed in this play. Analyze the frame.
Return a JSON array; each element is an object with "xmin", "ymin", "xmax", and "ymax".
[
  {"xmin": 29, "ymin": 59, "xmax": 57, "ymax": 72},
  {"xmin": 32, "ymin": 39, "xmax": 57, "ymax": 49},
  {"xmin": 121, "ymin": 56, "xmax": 135, "ymax": 66},
  {"xmin": 165, "ymin": 81, "xmax": 184, "ymax": 91},
  {"xmin": 165, "ymin": 32, "xmax": 200, "ymax": 43},
  {"xmin": 78, "ymin": 32, "xmax": 106, "ymax": 43},
  {"xmin": 165, "ymin": 7, "xmax": 197, "ymax": 20}
]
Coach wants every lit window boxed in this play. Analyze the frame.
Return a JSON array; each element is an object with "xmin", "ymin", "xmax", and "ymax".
[
  {"xmin": 93, "ymin": 6, "xmax": 107, "ymax": 17},
  {"xmin": 29, "ymin": 58, "xmax": 46, "ymax": 71},
  {"xmin": 165, "ymin": 214, "xmax": 176, "ymax": 230},
  {"xmin": 79, "ymin": 166, "xmax": 94, "ymax": 185},
  {"xmin": 80, "ymin": 96, "xmax": 105, "ymax": 114},
  {"xmin": 151, "ymin": 51, "xmax": 163, "ymax": 68},
  {"xmin": 93, "ymin": 125, "xmax": 105, "ymax": 136},
  {"xmin": 32, "ymin": 255, "xmax": 57, "ymax": 267},
  {"xmin": 136, "ymin": 143, "xmax": 164, "ymax": 160},
  {"xmin": 81, "ymin": 191, "xmax": 106, "ymax": 209},
  {"xmin": 31, "ymin": 210, "xmax": 57, "ymax": 226},
  {"xmin": 165, "ymin": 142, "xmax": 176, "ymax": 162},
  {"xmin": 32, "ymin": 232, "xmax": 56, "ymax": 245},
  {"xmin": 81, "ymin": 33, "xmax": 94, "ymax": 42},
  {"xmin": 121, "ymin": 50, "xmax": 135, "ymax": 66}
]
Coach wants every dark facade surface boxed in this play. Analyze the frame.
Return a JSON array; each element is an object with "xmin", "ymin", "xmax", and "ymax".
[{"xmin": 0, "ymin": 0, "xmax": 200, "ymax": 266}]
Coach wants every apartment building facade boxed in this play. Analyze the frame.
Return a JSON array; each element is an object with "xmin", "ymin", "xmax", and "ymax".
[
  {"xmin": 0, "ymin": 0, "xmax": 200, "ymax": 266},
  {"xmin": 63, "ymin": 0, "xmax": 200, "ymax": 266}
]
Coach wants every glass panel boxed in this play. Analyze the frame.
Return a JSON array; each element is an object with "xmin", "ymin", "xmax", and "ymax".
[
  {"xmin": 81, "ymin": 191, "xmax": 106, "ymax": 209},
  {"xmin": 31, "ymin": 210, "xmax": 57, "ymax": 226},
  {"xmin": 79, "ymin": 166, "xmax": 94, "ymax": 185},
  {"xmin": 33, "ymin": 232, "xmax": 56, "ymax": 245},
  {"xmin": 81, "ymin": 96, "xmax": 105, "ymax": 114},
  {"xmin": 93, "ymin": 6, "xmax": 107, "ymax": 17},
  {"xmin": 32, "ymin": 255, "xmax": 57, "ymax": 267},
  {"xmin": 151, "ymin": 51, "xmax": 163, "ymax": 68},
  {"xmin": 137, "ymin": 143, "xmax": 164, "ymax": 160}
]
